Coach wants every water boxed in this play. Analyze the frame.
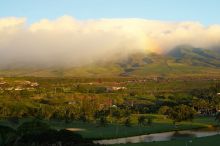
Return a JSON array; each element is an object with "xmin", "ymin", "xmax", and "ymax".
[{"xmin": 94, "ymin": 127, "xmax": 220, "ymax": 145}]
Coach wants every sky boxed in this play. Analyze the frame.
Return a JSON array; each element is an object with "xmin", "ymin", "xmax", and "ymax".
[{"xmin": 0, "ymin": 0, "xmax": 220, "ymax": 25}]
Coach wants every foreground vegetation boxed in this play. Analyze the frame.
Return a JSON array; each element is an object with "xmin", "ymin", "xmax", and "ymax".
[
  {"xmin": 1, "ymin": 116, "xmax": 218, "ymax": 145},
  {"xmin": 0, "ymin": 116, "xmax": 218, "ymax": 140},
  {"xmin": 0, "ymin": 120, "xmax": 98, "ymax": 146},
  {"xmin": 1, "ymin": 77, "xmax": 220, "ymax": 145},
  {"xmin": 1, "ymin": 77, "xmax": 220, "ymax": 122}
]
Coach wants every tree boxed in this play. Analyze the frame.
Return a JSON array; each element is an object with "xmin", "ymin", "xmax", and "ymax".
[
  {"xmin": 0, "ymin": 124, "xmax": 98, "ymax": 146},
  {"xmin": 17, "ymin": 120, "xmax": 51, "ymax": 136},
  {"xmin": 124, "ymin": 117, "xmax": 132, "ymax": 127},
  {"xmin": 215, "ymin": 112, "xmax": 220, "ymax": 123},
  {"xmin": 99, "ymin": 116, "xmax": 108, "ymax": 126},
  {"xmin": 147, "ymin": 117, "xmax": 153, "ymax": 126},
  {"xmin": 79, "ymin": 111, "xmax": 87, "ymax": 123},
  {"xmin": 121, "ymin": 108, "xmax": 132, "ymax": 127},
  {"xmin": 111, "ymin": 108, "xmax": 122, "ymax": 136},
  {"xmin": 94, "ymin": 109, "xmax": 108, "ymax": 126},
  {"xmin": 112, "ymin": 109, "xmax": 122, "ymax": 123},
  {"xmin": 168, "ymin": 105, "xmax": 195, "ymax": 125},
  {"xmin": 158, "ymin": 106, "xmax": 170, "ymax": 115},
  {"xmin": 138, "ymin": 116, "xmax": 146, "ymax": 126}
]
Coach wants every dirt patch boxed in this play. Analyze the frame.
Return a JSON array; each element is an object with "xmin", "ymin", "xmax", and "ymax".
[{"xmin": 66, "ymin": 128, "xmax": 85, "ymax": 132}]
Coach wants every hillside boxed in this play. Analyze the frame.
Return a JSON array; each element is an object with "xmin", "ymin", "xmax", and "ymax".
[{"xmin": 1, "ymin": 46, "xmax": 220, "ymax": 78}]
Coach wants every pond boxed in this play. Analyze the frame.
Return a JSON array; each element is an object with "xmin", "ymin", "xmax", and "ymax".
[{"xmin": 94, "ymin": 127, "xmax": 220, "ymax": 145}]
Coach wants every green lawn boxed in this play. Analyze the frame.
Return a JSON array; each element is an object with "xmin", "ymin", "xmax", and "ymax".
[
  {"xmin": 1, "ymin": 116, "xmax": 217, "ymax": 140},
  {"xmin": 111, "ymin": 134, "xmax": 220, "ymax": 146},
  {"xmin": 52, "ymin": 121, "xmax": 204, "ymax": 139},
  {"xmin": 55, "ymin": 116, "xmax": 217, "ymax": 139}
]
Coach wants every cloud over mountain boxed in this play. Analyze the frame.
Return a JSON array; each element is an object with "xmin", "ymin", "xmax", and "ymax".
[{"xmin": 0, "ymin": 16, "xmax": 220, "ymax": 68}]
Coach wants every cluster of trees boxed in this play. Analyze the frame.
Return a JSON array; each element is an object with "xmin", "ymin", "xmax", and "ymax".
[
  {"xmin": 0, "ymin": 103, "xmax": 93, "ymax": 123},
  {"xmin": 167, "ymin": 105, "xmax": 195, "ymax": 124},
  {"xmin": 0, "ymin": 101, "xmax": 135, "ymax": 127},
  {"xmin": 190, "ymin": 86, "xmax": 220, "ymax": 116},
  {"xmin": 94, "ymin": 107, "xmax": 133, "ymax": 127},
  {"xmin": 137, "ymin": 116, "xmax": 153, "ymax": 126},
  {"xmin": 2, "ymin": 77, "xmax": 220, "ymax": 146},
  {"xmin": 1, "ymin": 78, "xmax": 220, "ymax": 129},
  {"xmin": 0, "ymin": 120, "xmax": 98, "ymax": 146},
  {"xmin": 0, "ymin": 90, "xmax": 219, "ymax": 127}
]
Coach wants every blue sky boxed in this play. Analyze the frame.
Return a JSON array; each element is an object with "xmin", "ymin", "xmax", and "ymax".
[{"xmin": 0, "ymin": 0, "xmax": 220, "ymax": 25}]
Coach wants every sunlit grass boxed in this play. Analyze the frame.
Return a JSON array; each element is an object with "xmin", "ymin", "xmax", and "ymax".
[{"xmin": 0, "ymin": 116, "xmax": 217, "ymax": 140}]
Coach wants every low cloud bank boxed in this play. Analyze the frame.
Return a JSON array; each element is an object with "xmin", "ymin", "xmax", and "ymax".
[{"xmin": 0, "ymin": 16, "xmax": 220, "ymax": 68}]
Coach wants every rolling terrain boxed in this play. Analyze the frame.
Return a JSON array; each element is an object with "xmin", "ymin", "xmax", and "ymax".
[{"xmin": 1, "ymin": 45, "xmax": 220, "ymax": 78}]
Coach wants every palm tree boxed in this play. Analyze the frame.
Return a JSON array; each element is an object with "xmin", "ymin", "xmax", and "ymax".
[
  {"xmin": 124, "ymin": 117, "xmax": 132, "ymax": 127},
  {"xmin": 112, "ymin": 109, "xmax": 121, "ymax": 136},
  {"xmin": 215, "ymin": 112, "xmax": 220, "ymax": 123},
  {"xmin": 138, "ymin": 116, "xmax": 146, "ymax": 126},
  {"xmin": 79, "ymin": 111, "xmax": 87, "ymax": 122},
  {"xmin": 147, "ymin": 117, "xmax": 153, "ymax": 126},
  {"xmin": 99, "ymin": 116, "xmax": 108, "ymax": 126},
  {"xmin": 94, "ymin": 110, "xmax": 108, "ymax": 126}
]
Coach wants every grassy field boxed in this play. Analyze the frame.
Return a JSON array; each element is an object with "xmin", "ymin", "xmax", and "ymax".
[
  {"xmin": 53, "ymin": 116, "xmax": 218, "ymax": 139},
  {"xmin": 0, "ymin": 116, "xmax": 218, "ymax": 140},
  {"xmin": 111, "ymin": 134, "xmax": 220, "ymax": 146}
]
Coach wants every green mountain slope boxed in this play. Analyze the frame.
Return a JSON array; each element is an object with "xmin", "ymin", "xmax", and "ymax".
[
  {"xmin": 168, "ymin": 45, "xmax": 220, "ymax": 67},
  {"xmin": 1, "ymin": 46, "xmax": 220, "ymax": 78}
]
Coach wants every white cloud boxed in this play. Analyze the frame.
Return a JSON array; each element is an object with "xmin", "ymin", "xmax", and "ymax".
[{"xmin": 0, "ymin": 16, "xmax": 220, "ymax": 68}]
